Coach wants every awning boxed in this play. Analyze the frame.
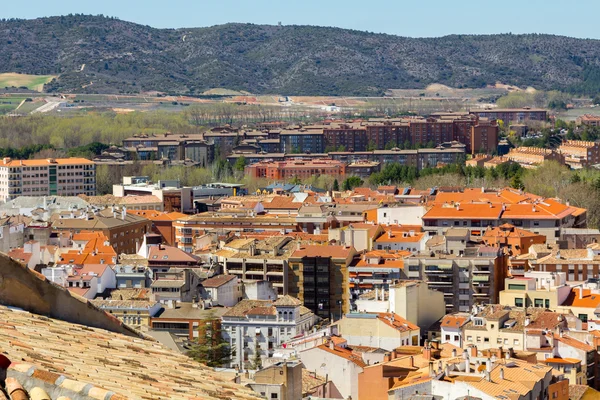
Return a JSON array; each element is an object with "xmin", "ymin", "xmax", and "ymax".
[
  {"xmin": 473, "ymin": 275, "xmax": 490, "ymax": 282},
  {"xmin": 438, "ymin": 264, "xmax": 453, "ymax": 270}
]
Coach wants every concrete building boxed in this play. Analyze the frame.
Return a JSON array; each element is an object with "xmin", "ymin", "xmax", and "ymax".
[
  {"xmin": 499, "ymin": 271, "xmax": 571, "ymax": 310},
  {"xmin": 328, "ymin": 223, "xmax": 384, "ymax": 252},
  {"xmin": 577, "ymin": 114, "xmax": 600, "ymax": 127},
  {"xmin": 0, "ymin": 157, "xmax": 96, "ymax": 202},
  {"xmin": 505, "ymin": 147, "xmax": 565, "ymax": 168},
  {"xmin": 440, "ymin": 313, "xmax": 472, "ymax": 348},
  {"xmin": 244, "ymin": 159, "xmax": 346, "ymax": 180},
  {"xmin": 377, "ymin": 205, "xmax": 427, "ymax": 226},
  {"xmin": 404, "ymin": 247, "xmax": 508, "ymax": 313},
  {"xmin": 217, "ymin": 237, "xmax": 294, "ymax": 296},
  {"xmin": 113, "ymin": 264, "xmax": 150, "ymax": 289}
]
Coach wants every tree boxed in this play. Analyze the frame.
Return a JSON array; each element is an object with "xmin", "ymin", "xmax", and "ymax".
[
  {"xmin": 342, "ymin": 176, "xmax": 364, "ymax": 191},
  {"xmin": 234, "ymin": 156, "xmax": 247, "ymax": 172},
  {"xmin": 593, "ymin": 95, "xmax": 600, "ymax": 106},
  {"xmin": 290, "ymin": 175, "xmax": 302, "ymax": 185},
  {"xmin": 367, "ymin": 140, "xmax": 377, "ymax": 151},
  {"xmin": 252, "ymin": 340, "xmax": 263, "ymax": 370},
  {"xmin": 333, "ymin": 178, "xmax": 340, "ymax": 191},
  {"xmin": 187, "ymin": 318, "xmax": 232, "ymax": 368}
]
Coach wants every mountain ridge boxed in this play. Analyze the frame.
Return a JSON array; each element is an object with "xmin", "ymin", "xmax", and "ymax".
[{"xmin": 1, "ymin": 15, "xmax": 600, "ymax": 96}]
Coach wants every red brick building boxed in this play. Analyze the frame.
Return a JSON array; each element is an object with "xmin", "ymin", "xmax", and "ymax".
[{"xmin": 244, "ymin": 159, "xmax": 346, "ymax": 180}]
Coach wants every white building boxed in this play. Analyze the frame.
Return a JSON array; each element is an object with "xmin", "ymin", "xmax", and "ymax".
[
  {"xmin": 221, "ymin": 295, "xmax": 317, "ymax": 369},
  {"xmin": 440, "ymin": 313, "xmax": 472, "ymax": 348},
  {"xmin": 200, "ymin": 274, "xmax": 240, "ymax": 307},
  {"xmin": 0, "ymin": 157, "xmax": 96, "ymax": 202},
  {"xmin": 377, "ymin": 205, "xmax": 426, "ymax": 226},
  {"xmin": 374, "ymin": 229, "xmax": 429, "ymax": 253}
]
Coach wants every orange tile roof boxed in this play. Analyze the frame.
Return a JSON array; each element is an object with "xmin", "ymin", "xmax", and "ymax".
[
  {"xmin": 67, "ymin": 264, "xmax": 112, "ymax": 281},
  {"xmin": 67, "ymin": 287, "xmax": 90, "ymax": 297},
  {"xmin": 441, "ymin": 315, "xmax": 470, "ymax": 328},
  {"xmin": 316, "ymin": 343, "xmax": 367, "ymax": 368},
  {"xmin": 128, "ymin": 210, "xmax": 186, "ymax": 221},
  {"xmin": 202, "ymin": 274, "xmax": 236, "ymax": 288},
  {"xmin": 0, "ymin": 157, "xmax": 93, "ymax": 167},
  {"xmin": 561, "ymin": 288, "xmax": 600, "ymax": 308},
  {"xmin": 423, "ymin": 203, "xmax": 503, "ymax": 219},
  {"xmin": 553, "ymin": 334, "xmax": 595, "ymax": 352},
  {"xmin": 544, "ymin": 357, "xmax": 580, "ymax": 364},
  {"xmin": 376, "ymin": 312, "xmax": 419, "ymax": 332},
  {"xmin": 7, "ymin": 248, "xmax": 32, "ymax": 264},
  {"xmin": 375, "ymin": 231, "xmax": 425, "ymax": 243}
]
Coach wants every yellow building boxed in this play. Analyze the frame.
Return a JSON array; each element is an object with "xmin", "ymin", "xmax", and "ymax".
[{"xmin": 499, "ymin": 271, "xmax": 571, "ymax": 309}]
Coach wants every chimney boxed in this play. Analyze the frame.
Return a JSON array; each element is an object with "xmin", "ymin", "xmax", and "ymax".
[
  {"xmin": 392, "ymin": 350, "xmax": 398, "ymax": 360},
  {"xmin": 423, "ymin": 345, "xmax": 432, "ymax": 361},
  {"xmin": 486, "ymin": 357, "xmax": 492, "ymax": 373},
  {"xmin": 408, "ymin": 355, "xmax": 414, "ymax": 367},
  {"xmin": 121, "ymin": 207, "xmax": 127, "ymax": 220},
  {"xmin": 485, "ymin": 370, "xmax": 491, "ymax": 382},
  {"xmin": 429, "ymin": 361, "xmax": 435, "ymax": 377},
  {"xmin": 329, "ymin": 340, "xmax": 335, "ymax": 351},
  {"xmin": 387, "ymin": 230, "xmax": 392, "ymax": 238},
  {"xmin": 444, "ymin": 365, "xmax": 450, "ymax": 377},
  {"xmin": 470, "ymin": 346, "xmax": 478, "ymax": 357},
  {"xmin": 499, "ymin": 368, "xmax": 505, "ymax": 380},
  {"xmin": 578, "ymin": 286, "xmax": 583, "ymax": 300},
  {"xmin": 452, "ymin": 349, "xmax": 457, "ymax": 357}
]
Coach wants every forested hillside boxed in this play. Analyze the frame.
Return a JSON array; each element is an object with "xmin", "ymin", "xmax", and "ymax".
[{"xmin": 1, "ymin": 15, "xmax": 600, "ymax": 95}]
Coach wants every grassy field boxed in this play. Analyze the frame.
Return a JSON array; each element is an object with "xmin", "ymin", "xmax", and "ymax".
[{"xmin": 0, "ymin": 73, "xmax": 56, "ymax": 92}]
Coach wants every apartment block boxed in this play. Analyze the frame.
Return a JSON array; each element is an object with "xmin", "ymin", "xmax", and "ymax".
[
  {"xmin": 0, "ymin": 157, "xmax": 96, "ymax": 202},
  {"xmin": 244, "ymin": 159, "xmax": 346, "ymax": 180},
  {"xmin": 404, "ymin": 247, "xmax": 508, "ymax": 313},
  {"xmin": 559, "ymin": 140, "xmax": 600, "ymax": 169},
  {"xmin": 505, "ymin": 147, "xmax": 565, "ymax": 168},
  {"xmin": 577, "ymin": 114, "xmax": 600, "ymax": 127},
  {"xmin": 288, "ymin": 245, "xmax": 357, "ymax": 320},
  {"xmin": 470, "ymin": 107, "xmax": 548, "ymax": 122}
]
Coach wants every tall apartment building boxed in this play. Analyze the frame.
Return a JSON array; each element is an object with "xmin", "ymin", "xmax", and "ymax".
[
  {"xmin": 280, "ymin": 128, "xmax": 325, "ymax": 154},
  {"xmin": 288, "ymin": 245, "xmax": 357, "ymax": 320},
  {"xmin": 559, "ymin": 140, "xmax": 600, "ymax": 168},
  {"xmin": 404, "ymin": 246, "xmax": 508, "ymax": 313},
  {"xmin": 471, "ymin": 119, "xmax": 499, "ymax": 155},
  {"xmin": 323, "ymin": 123, "xmax": 368, "ymax": 151},
  {"xmin": 0, "ymin": 157, "xmax": 96, "ymax": 202}
]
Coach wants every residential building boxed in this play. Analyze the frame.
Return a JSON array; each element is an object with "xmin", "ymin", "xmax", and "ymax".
[
  {"xmin": 221, "ymin": 296, "xmax": 317, "ymax": 369},
  {"xmin": 374, "ymin": 229, "xmax": 429, "ymax": 253},
  {"xmin": 482, "ymin": 223, "xmax": 546, "ymax": 255},
  {"xmin": 200, "ymin": 274, "xmax": 239, "ymax": 307},
  {"xmin": 377, "ymin": 205, "xmax": 427, "ymax": 226},
  {"xmin": 7, "ymin": 240, "xmax": 41, "ymax": 269},
  {"xmin": 217, "ymin": 237, "xmax": 294, "ymax": 296},
  {"xmin": 149, "ymin": 303, "xmax": 228, "ymax": 340},
  {"xmin": 505, "ymin": 147, "xmax": 565, "ymax": 168},
  {"xmin": 150, "ymin": 268, "xmax": 204, "ymax": 303},
  {"xmin": 328, "ymin": 223, "xmax": 384, "ymax": 252},
  {"xmin": 577, "ymin": 114, "xmax": 600, "ymax": 127},
  {"xmin": 335, "ymin": 312, "xmax": 420, "ymax": 350},
  {"xmin": 0, "ymin": 157, "xmax": 96, "ymax": 202},
  {"xmin": 350, "ymin": 250, "xmax": 408, "ymax": 296},
  {"xmin": 299, "ymin": 340, "xmax": 366, "ymax": 400},
  {"xmin": 279, "ymin": 128, "xmax": 324, "ymax": 154},
  {"xmin": 470, "ymin": 107, "xmax": 548, "ymax": 122},
  {"xmin": 560, "ymin": 228, "xmax": 600, "ymax": 249},
  {"xmin": 516, "ymin": 245, "xmax": 600, "ymax": 282},
  {"xmin": 499, "ymin": 271, "xmax": 571, "ymax": 310},
  {"xmin": 52, "ymin": 263, "xmax": 116, "ymax": 299},
  {"xmin": 346, "ymin": 160, "xmax": 381, "ymax": 178},
  {"xmin": 559, "ymin": 140, "xmax": 600, "ymax": 169},
  {"xmin": 440, "ymin": 313, "xmax": 472, "ymax": 348},
  {"xmin": 404, "ymin": 247, "xmax": 508, "ymax": 313},
  {"xmin": 244, "ymin": 159, "xmax": 346, "ymax": 180},
  {"xmin": 470, "ymin": 119, "xmax": 499, "ymax": 155},
  {"xmin": 90, "ymin": 299, "xmax": 162, "ymax": 327},
  {"xmin": 127, "ymin": 210, "xmax": 186, "ymax": 246},
  {"xmin": 113, "ymin": 264, "xmax": 150, "ymax": 289},
  {"xmin": 145, "ymin": 243, "xmax": 200, "ymax": 274},
  {"xmin": 52, "ymin": 207, "xmax": 152, "ymax": 254},
  {"xmin": 288, "ymin": 245, "xmax": 357, "ymax": 320},
  {"xmin": 249, "ymin": 361, "xmax": 303, "ymax": 400}
]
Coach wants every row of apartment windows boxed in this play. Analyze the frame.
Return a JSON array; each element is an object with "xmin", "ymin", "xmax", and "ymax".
[{"xmin": 466, "ymin": 336, "xmax": 520, "ymax": 346}]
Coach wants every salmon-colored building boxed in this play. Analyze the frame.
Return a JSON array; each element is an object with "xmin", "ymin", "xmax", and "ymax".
[
  {"xmin": 482, "ymin": 223, "xmax": 546, "ymax": 255},
  {"xmin": 244, "ymin": 159, "xmax": 346, "ymax": 180}
]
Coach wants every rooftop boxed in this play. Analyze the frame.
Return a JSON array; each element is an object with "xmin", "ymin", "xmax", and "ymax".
[{"xmin": 0, "ymin": 305, "xmax": 259, "ymax": 399}]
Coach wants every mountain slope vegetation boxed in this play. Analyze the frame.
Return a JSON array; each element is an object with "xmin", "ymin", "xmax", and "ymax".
[{"xmin": 1, "ymin": 15, "xmax": 600, "ymax": 95}]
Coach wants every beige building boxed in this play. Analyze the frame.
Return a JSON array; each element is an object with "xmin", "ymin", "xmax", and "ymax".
[
  {"xmin": 249, "ymin": 361, "xmax": 303, "ymax": 400},
  {"xmin": 90, "ymin": 299, "xmax": 162, "ymax": 327},
  {"xmin": 334, "ymin": 312, "xmax": 420, "ymax": 350},
  {"xmin": 0, "ymin": 157, "xmax": 96, "ymax": 202},
  {"xmin": 390, "ymin": 281, "xmax": 446, "ymax": 332},
  {"xmin": 499, "ymin": 271, "xmax": 571, "ymax": 309}
]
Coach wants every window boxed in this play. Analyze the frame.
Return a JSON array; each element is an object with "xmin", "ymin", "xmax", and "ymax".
[
  {"xmin": 445, "ymin": 334, "xmax": 450, "ymax": 341},
  {"xmin": 271, "ymin": 394, "xmax": 278, "ymax": 399},
  {"xmin": 508, "ymin": 284, "xmax": 526, "ymax": 290},
  {"xmin": 579, "ymin": 314, "xmax": 589, "ymax": 323},
  {"xmin": 476, "ymin": 336, "xmax": 481, "ymax": 343},
  {"xmin": 545, "ymin": 299, "xmax": 550, "ymax": 308},
  {"xmin": 454, "ymin": 335, "xmax": 459, "ymax": 341},
  {"xmin": 484, "ymin": 337, "xmax": 489, "ymax": 343},
  {"xmin": 513, "ymin": 339, "xmax": 519, "ymax": 346},
  {"xmin": 534, "ymin": 298, "xmax": 544, "ymax": 308},
  {"xmin": 515, "ymin": 298, "xmax": 524, "ymax": 307},
  {"xmin": 466, "ymin": 336, "xmax": 472, "ymax": 342}
]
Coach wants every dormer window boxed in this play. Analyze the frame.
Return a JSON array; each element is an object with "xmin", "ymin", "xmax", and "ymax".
[{"xmin": 473, "ymin": 318, "xmax": 484, "ymax": 326}]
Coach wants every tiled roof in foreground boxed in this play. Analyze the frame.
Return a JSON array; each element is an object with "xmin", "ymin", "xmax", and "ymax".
[{"xmin": 0, "ymin": 305, "xmax": 260, "ymax": 400}]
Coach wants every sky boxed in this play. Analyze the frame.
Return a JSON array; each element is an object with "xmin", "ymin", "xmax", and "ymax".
[{"xmin": 4, "ymin": 0, "xmax": 600, "ymax": 39}]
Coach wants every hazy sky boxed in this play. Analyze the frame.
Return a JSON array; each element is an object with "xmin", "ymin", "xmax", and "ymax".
[{"xmin": 4, "ymin": 0, "xmax": 600, "ymax": 39}]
